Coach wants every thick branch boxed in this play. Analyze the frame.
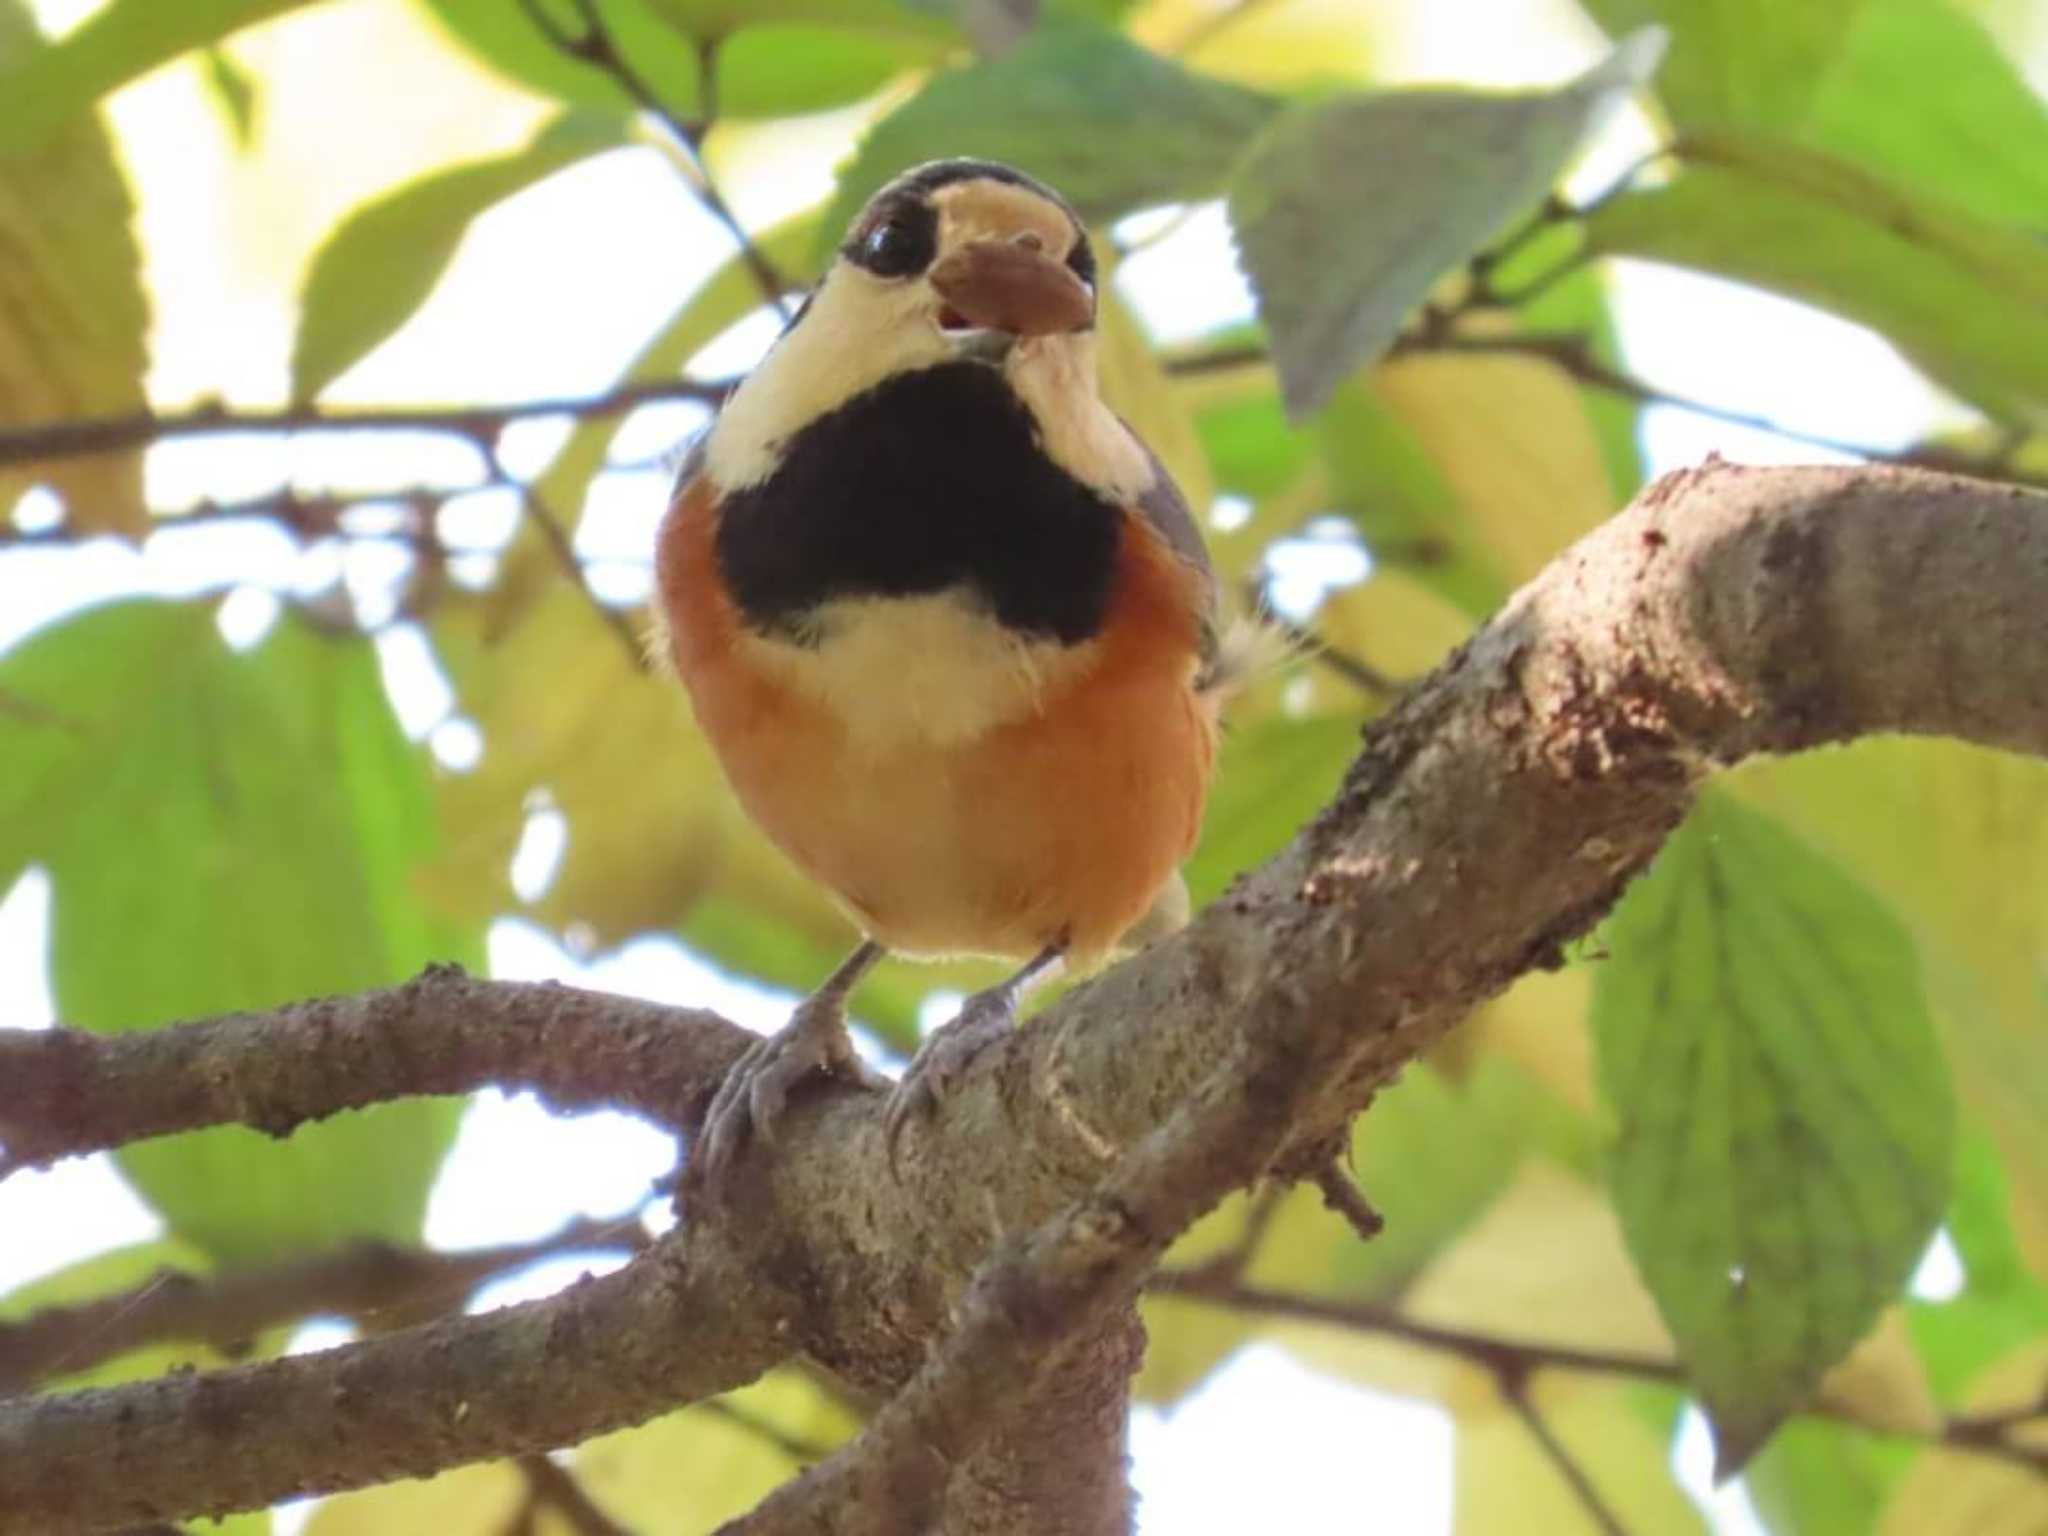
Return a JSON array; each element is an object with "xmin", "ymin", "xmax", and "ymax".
[
  {"xmin": 0, "ymin": 966, "xmax": 750, "ymax": 1170},
  {"xmin": 0, "ymin": 1235, "xmax": 784, "ymax": 1535}
]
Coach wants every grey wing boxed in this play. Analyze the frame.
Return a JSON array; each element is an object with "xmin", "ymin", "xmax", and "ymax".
[{"xmin": 1130, "ymin": 438, "xmax": 1223, "ymax": 668}]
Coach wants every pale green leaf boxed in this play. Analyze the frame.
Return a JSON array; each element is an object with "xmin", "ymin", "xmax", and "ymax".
[
  {"xmin": 1584, "ymin": 136, "xmax": 2048, "ymax": 425},
  {"xmin": 291, "ymin": 110, "xmax": 630, "ymax": 400},
  {"xmin": 1227, "ymin": 29, "xmax": 1664, "ymax": 416},
  {"xmin": 1592, "ymin": 790, "xmax": 1954, "ymax": 1473},
  {"xmin": 0, "ymin": 0, "xmax": 321, "ymax": 151},
  {"xmin": 419, "ymin": 0, "xmax": 947, "ymax": 122},
  {"xmin": 0, "ymin": 601, "xmax": 478, "ymax": 1264},
  {"xmin": 822, "ymin": 20, "xmax": 1278, "ymax": 250},
  {"xmin": 1802, "ymin": 0, "xmax": 2048, "ymax": 225},
  {"xmin": 1732, "ymin": 741, "xmax": 2048, "ymax": 1283},
  {"xmin": 1578, "ymin": 0, "xmax": 1866, "ymax": 131},
  {"xmin": 0, "ymin": 0, "xmax": 149, "ymax": 538}
]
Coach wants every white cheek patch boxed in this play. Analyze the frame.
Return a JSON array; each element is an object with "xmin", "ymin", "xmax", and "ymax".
[{"xmin": 1004, "ymin": 334, "xmax": 1154, "ymax": 504}]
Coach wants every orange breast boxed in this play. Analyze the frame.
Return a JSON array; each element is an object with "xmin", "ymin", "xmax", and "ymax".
[{"xmin": 655, "ymin": 473, "xmax": 1217, "ymax": 966}]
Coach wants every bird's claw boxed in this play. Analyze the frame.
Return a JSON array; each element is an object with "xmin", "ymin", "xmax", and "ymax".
[
  {"xmin": 882, "ymin": 989, "xmax": 1017, "ymax": 1173},
  {"xmin": 692, "ymin": 1001, "xmax": 887, "ymax": 1195}
]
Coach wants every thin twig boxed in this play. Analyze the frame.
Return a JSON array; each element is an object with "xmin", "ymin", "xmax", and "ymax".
[
  {"xmin": 1162, "ymin": 330, "xmax": 2044, "ymax": 491},
  {"xmin": 515, "ymin": 0, "xmax": 789, "ymax": 313},
  {"xmin": 696, "ymin": 1399, "xmax": 835, "ymax": 1464},
  {"xmin": 1500, "ymin": 1371, "xmax": 1632, "ymax": 1536},
  {"xmin": 1312, "ymin": 1161, "xmax": 1385, "ymax": 1244},
  {"xmin": 0, "ymin": 379, "xmax": 730, "ymax": 472},
  {"xmin": 1152, "ymin": 1273, "xmax": 2048, "ymax": 1476},
  {"xmin": 515, "ymin": 1454, "xmax": 632, "ymax": 1536},
  {"xmin": 517, "ymin": 482, "xmax": 649, "ymax": 668}
]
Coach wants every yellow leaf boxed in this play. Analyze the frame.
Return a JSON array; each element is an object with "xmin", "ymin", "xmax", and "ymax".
[
  {"xmin": 1879, "ymin": 1339, "xmax": 2048, "ymax": 1536},
  {"xmin": 1132, "ymin": 0, "xmax": 1383, "ymax": 88},
  {"xmin": 302, "ymin": 1463, "xmax": 525, "ymax": 1535},
  {"xmin": 1310, "ymin": 565, "xmax": 1474, "ymax": 714},
  {"xmin": 0, "ymin": 6, "xmax": 148, "ymax": 537},
  {"xmin": 426, "ymin": 583, "xmax": 735, "ymax": 943},
  {"xmin": 1465, "ymin": 967, "xmax": 1597, "ymax": 1118},
  {"xmin": 572, "ymin": 1372, "xmax": 859, "ymax": 1530},
  {"xmin": 1454, "ymin": 1375, "xmax": 1707, "ymax": 1536},
  {"xmin": 1408, "ymin": 1164, "xmax": 1673, "ymax": 1363},
  {"xmin": 1370, "ymin": 331, "xmax": 1617, "ymax": 589},
  {"xmin": 1812, "ymin": 1307, "xmax": 1941, "ymax": 1438}
]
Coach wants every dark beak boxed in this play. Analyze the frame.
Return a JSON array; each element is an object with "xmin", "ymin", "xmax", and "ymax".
[{"xmin": 929, "ymin": 241, "xmax": 1094, "ymax": 340}]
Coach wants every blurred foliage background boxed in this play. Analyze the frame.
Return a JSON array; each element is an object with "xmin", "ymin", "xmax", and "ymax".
[{"xmin": 1, "ymin": 0, "xmax": 2046, "ymax": 1531}]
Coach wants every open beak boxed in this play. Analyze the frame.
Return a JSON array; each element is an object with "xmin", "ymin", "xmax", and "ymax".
[{"xmin": 929, "ymin": 241, "xmax": 1093, "ymax": 355}]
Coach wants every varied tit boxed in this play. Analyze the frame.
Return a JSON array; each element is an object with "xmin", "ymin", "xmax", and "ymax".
[{"xmin": 657, "ymin": 158, "xmax": 1240, "ymax": 1180}]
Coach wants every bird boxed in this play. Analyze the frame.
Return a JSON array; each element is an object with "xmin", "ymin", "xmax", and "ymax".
[{"xmin": 654, "ymin": 158, "xmax": 1243, "ymax": 1182}]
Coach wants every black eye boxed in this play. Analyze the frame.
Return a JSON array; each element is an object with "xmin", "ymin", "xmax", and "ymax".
[
  {"xmin": 854, "ymin": 205, "xmax": 936, "ymax": 278},
  {"xmin": 1066, "ymin": 234, "xmax": 1097, "ymax": 288}
]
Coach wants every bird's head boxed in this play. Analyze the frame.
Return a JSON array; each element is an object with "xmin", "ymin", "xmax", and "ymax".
[
  {"xmin": 838, "ymin": 159, "xmax": 1096, "ymax": 364},
  {"xmin": 705, "ymin": 160, "xmax": 1144, "ymax": 499}
]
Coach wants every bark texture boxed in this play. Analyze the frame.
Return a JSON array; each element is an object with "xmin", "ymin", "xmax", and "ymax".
[{"xmin": 0, "ymin": 462, "xmax": 2042, "ymax": 1533}]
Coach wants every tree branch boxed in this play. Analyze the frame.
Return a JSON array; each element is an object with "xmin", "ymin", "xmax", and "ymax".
[
  {"xmin": 0, "ymin": 380, "xmax": 730, "ymax": 473},
  {"xmin": 0, "ymin": 1235, "xmax": 786, "ymax": 1535},
  {"xmin": 0, "ymin": 1216, "xmax": 648, "ymax": 1394},
  {"xmin": 515, "ymin": 1454, "xmax": 631, "ymax": 1536},
  {"xmin": 0, "ymin": 965, "xmax": 751, "ymax": 1170},
  {"xmin": 1150, "ymin": 1274, "xmax": 2048, "ymax": 1477},
  {"xmin": 2, "ymin": 463, "xmax": 2043, "ymax": 1531}
]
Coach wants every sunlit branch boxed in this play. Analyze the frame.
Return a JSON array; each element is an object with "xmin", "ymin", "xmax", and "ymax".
[{"xmin": 0, "ymin": 965, "xmax": 751, "ymax": 1171}]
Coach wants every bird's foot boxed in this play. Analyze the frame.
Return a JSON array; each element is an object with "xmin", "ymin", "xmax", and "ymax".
[
  {"xmin": 692, "ymin": 996, "xmax": 888, "ymax": 1192},
  {"xmin": 883, "ymin": 985, "xmax": 1019, "ymax": 1170}
]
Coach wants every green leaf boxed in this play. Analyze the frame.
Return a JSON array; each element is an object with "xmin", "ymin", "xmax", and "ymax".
[
  {"xmin": 1518, "ymin": 266, "xmax": 1645, "ymax": 505},
  {"xmin": 418, "ymin": 0, "xmax": 948, "ymax": 122},
  {"xmin": 1315, "ymin": 378, "xmax": 1509, "ymax": 618},
  {"xmin": 1745, "ymin": 1416, "xmax": 1899, "ymax": 1536},
  {"xmin": 1227, "ymin": 29, "xmax": 1664, "ymax": 417},
  {"xmin": 1578, "ymin": 0, "xmax": 1866, "ymax": 131},
  {"xmin": 1185, "ymin": 713, "xmax": 1354, "ymax": 909},
  {"xmin": 0, "ymin": 0, "xmax": 150, "ymax": 539},
  {"xmin": 1584, "ymin": 135, "xmax": 2048, "ymax": 425},
  {"xmin": 290, "ymin": 110, "xmax": 629, "ymax": 400},
  {"xmin": 0, "ymin": 602, "xmax": 479, "ymax": 1264},
  {"xmin": 417, "ymin": 0, "xmax": 708, "ymax": 114},
  {"xmin": 822, "ymin": 21, "xmax": 1279, "ymax": 250},
  {"xmin": 1801, "ymin": 0, "xmax": 2048, "ymax": 226},
  {"xmin": 1591, "ymin": 790, "xmax": 1955, "ymax": 1474},
  {"xmin": 1730, "ymin": 736, "xmax": 2048, "ymax": 1285},
  {"xmin": 199, "ymin": 45, "xmax": 260, "ymax": 147},
  {"xmin": 0, "ymin": 0, "xmax": 321, "ymax": 152}
]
